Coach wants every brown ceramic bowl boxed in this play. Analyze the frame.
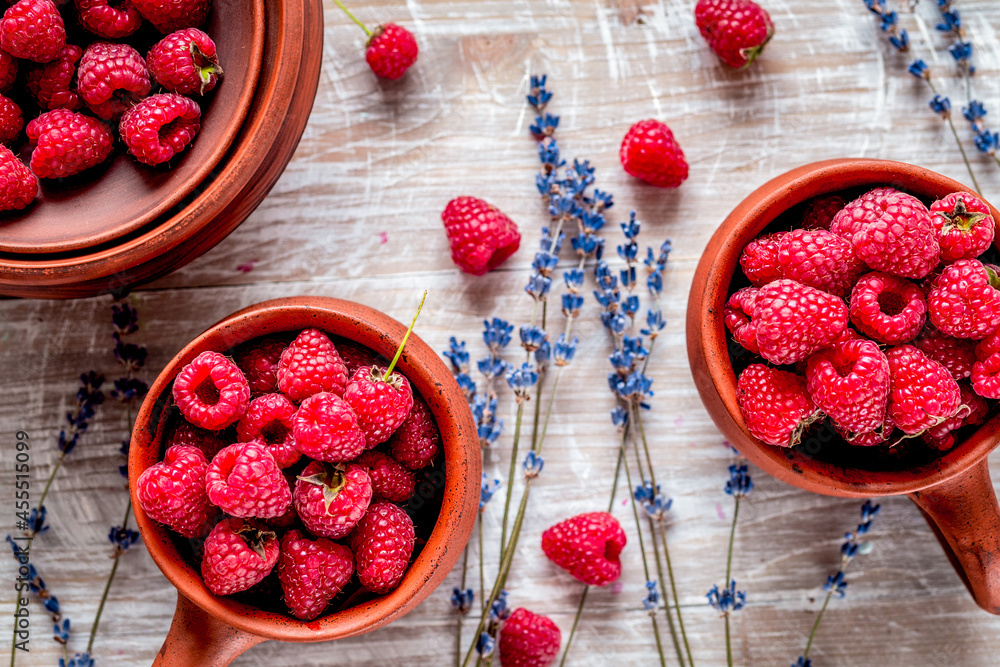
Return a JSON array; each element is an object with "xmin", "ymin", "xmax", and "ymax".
[
  {"xmin": 688, "ymin": 158, "xmax": 1000, "ymax": 613},
  {"xmin": 128, "ymin": 297, "xmax": 480, "ymax": 665}
]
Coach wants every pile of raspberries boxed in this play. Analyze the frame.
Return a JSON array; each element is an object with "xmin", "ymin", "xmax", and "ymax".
[
  {"xmin": 136, "ymin": 328, "xmax": 441, "ymax": 621},
  {"xmin": 0, "ymin": 0, "xmax": 224, "ymax": 212},
  {"xmin": 727, "ymin": 187, "xmax": 1000, "ymax": 451}
]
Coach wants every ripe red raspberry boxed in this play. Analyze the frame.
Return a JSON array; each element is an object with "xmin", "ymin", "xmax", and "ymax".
[
  {"xmin": 343, "ymin": 365, "xmax": 414, "ymax": 447},
  {"xmin": 829, "ymin": 187, "xmax": 898, "ymax": 239},
  {"xmin": 205, "ymin": 441, "xmax": 291, "ymax": 519},
  {"xmin": 277, "ymin": 328, "xmax": 349, "ymax": 402},
  {"xmin": 441, "ymin": 196, "xmax": 521, "ymax": 276},
  {"xmin": 349, "ymin": 501, "xmax": 415, "ymax": 594},
  {"xmin": 0, "ymin": 146, "xmax": 37, "ymax": 212},
  {"xmin": 26, "ymin": 44, "xmax": 83, "ymax": 110},
  {"xmin": 77, "ymin": 41, "xmax": 151, "ymax": 120},
  {"xmin": 119, "ymin": 92, "xmax": 201, "ymax": 166},
  {"xmin": 26, "ymin": 109, "xmax": 113, "ymax": 178},
  {"xmin": 723, "ymin": 286, "xmax": 759, "ymax": 354},
  {"xmin": 976, "ymin": 329, "xmax": 1000, "ymax": 361},
  {"xmin": 387, "ymin": 395, "xmax": 440, "ymax": 470},
  {"xmin": 753, "ymin": 279, "xmax": 848, "ymax": 365},
  {"xmin": 133, "ymin": 0, "xmax": 210, "ymax": 33},
  {"xmin": 0, "ymin": 0, "xmax": 66, "ymax": 63},
  {"xmin": 737, "ymin": 364, "xmax": 819, "ymax": 446},
  {"xmin": 294, "ymin": 461, "xmax": 372, "ymax": 540},
  {"xmin": 848, "ymin": 272, "xmax": 926, "ymax": 344},
  {"xmin": 802, "ymin": 195, "xmax": 845, "ymax": 231},
  {"xmin": 923, "ymin": 383, "xmax": 988, "ymax": 450},
  {"xmin": 777, "ymin": 228, "xmax": 865, "ymax": 298},
  {"xmin": 235, "ymin": 393, "xmax": 301, "ymax": 468},
  {"xmin": 147, "ymin": 28, "xmax": 222, "ymax": 95},
  {"xmin": 839, "ymin": 190, "xmax": 940, "ymax": 279},
  {"xmin": 201, "ymin": 518, "xmax": 278, "ymax": 596},
  {"xmin": 277, "ymin": 530, "xmax": 354, "ymax": 621},
  {"xmin": 336, "ymin": 341, "xmax": 384, "ymax": 377},
  {"xmin": 541, "ymin": 512, "xmax": 626, "ymax": 586},
  {"xmin": 805, "ymin": 339, "xmax": 889, "ymax": 436},
  {"xmin": 165, "ymin": 420, "xmax": 226, "ymax": 459},
  {"xmin": 364, "ymin": 23, "xmax": 418, "ymax": 79},
  {"xmin": 914, "ymin": 326, "xmax": 975, "ymax": 380},
  {"xmin": 738, "ymin": 232, "xmax": 785, "ymax": 287},
  {"xmin": 927, "ymin": 259, "xmax": 1000, "ymax": 340},
  {"xmin": 293, "ymin": 391, "xmax": 366, "ymax": 462},
  {"xmin": 236, "ymin": 338, "xmax": 287, "ymax": 394},
  {"xmin": 619, "ymin": 119, "xmax": 688, "ymax": 188},
  {"xmin": 837, "ymin": 409, "xmax": 893, "ymax": 447},
  {"xmin": 694, "ymin": 0, "xmax": 773, "ymax": 69},
  {"xmin": 498, "ymin": 608, "xmax": 561, "ymax": 667},
  {"xmin": 75, "ymin": 0, "xmax": 143, "ymax": 39},
  {"xmin": 972, "ymin": 350, "xmax": 1000, "ymax": 399},
  {"xmin": 0, "ymin": 94, "xmax": 22, "ymax": 145},
  {"xmin": 356, "ymin": 450, "xmax": 415, "ymax": 503},
  {"xmin": 136, "ymin": 445, "xmax": 213, "ymax": 538},
  {"xmin": 930, "ymin": 191, "xmax": 995, "ymax": 262},
  {"xmin": 172, "ymin": 350, "xmax": 250, "ymax": 430},
  {"xmin": 0, "ymin": 49, "xmax": 16, "ymax": 93},
  {"xmin": 886, "ymin": 345, "xmax": 961, "ymax": 434}
]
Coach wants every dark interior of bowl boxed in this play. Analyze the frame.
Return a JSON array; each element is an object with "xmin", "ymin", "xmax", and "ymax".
[
  {"xmin": 0, "ymin": 0, "xmax": 262, "ymax": 254},
  {"xmin": 725, "ymin": 184, "xmax": 999, "ymax": 473}
]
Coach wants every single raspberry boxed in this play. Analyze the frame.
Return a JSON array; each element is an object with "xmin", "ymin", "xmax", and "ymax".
[
  {"xmin": 972, "ymin": 350, "xmax": 1000, "ymax": 399},
  {"xmin": 829, "ymin": 187, "xmax": 899, "ymax": 239},
  {"xmin": 349, "ymin": 501, "xmax": 415, "ymax": 594},
  {"xmin": 165, "ymin": 420, "xmax": 226, "ymax": 460},
  {"xmin": 293, "ymin": 391, "xmax": 366, "ymax": 462},
  {"xmin": 924, "ymin": 383, "xmax": 988, "ymax": 450},
  {"xmin": 976, "ymin": 329, "xmax": 1000, "ymax": 361},
  {"xmin": 498, "ymin": 608, "xmax": 561, "ymax": 667},
  {"xmin": 293, "ymin": 461, "xmax": 372, "ymax": 540},
  {"xmin": 886, "ymin": 345, "xmax": 961, "ymax": 434},
  {"xmin": 441, "ymin": 196, "xmax": 521, "ymax": 276},
  {"xmin": 356, "ymin": 450, "xmax": 415, "ymax": 503},
  {"xmin": 77, "ymin": 41, "xmax": 151, "ymax": 120},
  {"xmin": 738, "ymin": 232, "xmax": 785, "ymax": 287},
  {"xmin": 619, "ymin": 119, "xmax": 688, "ymax": 188},
  {"xmin": 136, "ymin": 445, "xmax": 213, "ymax": 538},
  {"xmin": 235, "ymin": 393, "xmax": 301, "ymax": 468},
  {"xmin": 737, "ymin": 364, "xmax": 819, "ymax": 446},
  {"xmin": 26, "ymin": 109, "xmax": 113, "ymax": 178},
  {"xmin": 172, "ymin": 350, "xmax": 250, "ymax": 430},
  {"xmin": 930, "ymin": 191, "xmax": 995, "ymax": 263},
  {"xmin": 805, "ymin": 339, "xmax": 890, "ymax": 436},
  {"xmin": 0, "ymin": 0, "xmax": 65, "ymax": 63},
  {"xmin": 541, "ymin": 512, "xmax": 626, "ymax": 586},
  {"xmin": 133, "ymin": 0, "xmax": 210, "ymax": 33},
  {"xmin": 365, "ymin": 23, "xmax": 418, "ymax": 80},
  {"xmin": 927, "ymin": 259, "xmax": 1000, "ymax": 340},
  {"xmin": 838, "ymin": 409, "xmax": 893, "ymax": 447},
  {"xmin": 343, "ymin": 365, "xmax": 414, "ymax": 447},
  {"xmin": 277, "ymin": 530, "xmax": 354, "ymax": 621},
  {"xmin": 119, "ymin": 92, "xmax": 201, "ymax": 166},
  {"xmin": 837, "ymin": 190, "xmax": 940, "ymax": 279},
  {"xmin": 0, "ymin": 146, "xmax": 37, "ymax": 211},
  {"xmin": 914, "ymin": 326, "xmax": 975, "ymax": 380},
  {"xmin": 277, "ymin": 328, "xmax": 349, "ymax": 402},
  {"xmin": 723, "ymin": 286, "xmax": 759, "ymax": 355},
  {"xmin": 849, "ymin": 272, "xmax": 926, "ymax": 344},
  {"xmin": 236, "ymin": 338, "xmax": 287, "ymax": 394},
  {"xmin": 147, "ymin": 28, "xmax": 222, "ymax": 95},
  {"xmin": 0, "ymin": 49, "xmax": 16, "ymax": 93},
  {"xmin": 802, "ymin": 195, "xmax": 845, "ymax": 231},
  {"xmin": 205, "ymin": 441, "xmax": 292, "ymax": 519},
  {"xmin": 75, "ymin": 0, "xmax": 143, "ymax": 39},
  {"xmin": 336, "ymin": 341, "xmax": 385, "ymax": 377},
  {"xmin": 0, "ymin": 94, "xmax": 22, "ymax": 145},
  {"xmin": 387, "ymin": 395, "xmax": 440, "ymax": 470},
  {"xmin": 753, "ymin": 279, "xmax": 848, "ymax": 365},
  {"xmin": 694, "ymin": 0, "xmax": 773, "ymax": 68},
  {"xmin": 777, "ymin": 228, "xmax": 865, "ymax": 298},
  {"xmin": 201, "ymin": 518, "xmax": 278, "ymax": 596},
  {"xmin": 26, "ymin": 44, "xmax": 83, "ymax": 110}
]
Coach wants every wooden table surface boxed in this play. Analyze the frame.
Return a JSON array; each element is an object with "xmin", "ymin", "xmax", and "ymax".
[{"xmin": 5, "ymin": 0, "xmax": 1000, "ymax": 665}]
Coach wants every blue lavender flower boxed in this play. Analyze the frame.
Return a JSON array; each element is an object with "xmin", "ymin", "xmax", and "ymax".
[
  {"xmin": 60, "ymin": 653, "xmax": 94, "ymax": 667},
  {"xmin": 561, "ymin": 293, "xmax": 584, "ymax": 317},
  {"xmin": 907, "ymin": 59, "xmax": 929, "ymax": 79},
  {"xmin": 641, "ymin": 309, "xmax": 666, "ymax": 337},
  {"xmin": 792, "ymin": 659, "xmax": 813, "ymax": 667},
  {"xmin": 525, "ymin": 273, "xmax": 553, "ymax": 301},
  {"xmin": 110, "ymin": 377, "xmax": 148, "ymax": 403},
  {"xmin": 523, "ymin": 450, "xmax": 545, "ymax": 478},
  {"xmin": 471, "ymin": 395, "xmax": 502, "ymax": 446},
  {"xmin": 451, "ymin": 587, "xmax": 475, "ymax": 614},
  {"xmin": 974, "ymin": 130, "xmax": 999, "ymax": 155},
  {"xmin": 58, "ymin": 372, "xmax": 105, "ymax": 456},
  {"xmin": 443, "ymin": 337, "xmax": 471, "ymax": 373},
  {"xmin": 113, "ymin": 333, "xmax": 147, "ymax": 372},
  {"xmin": 519, "ymin": 325, "xmax": 547, "ymax": 352},
  {"xmin": 553, "ymin": 334, "xmax": 579, "ymax": 367},
  {"xmin": 610, "ymin": 406, "xmax": 629, "ymax": 428},
  {"xmin": 483, "ymin": 318, "xmax": 514, "ymax": 351},
  {"xmin": 53, "ymin": 618, "xmax": 70, "ymax": 644},
  {"xmin": 646, "ymin": 270, "xmax": 663, "ymax": 297},
  {"xmin": 949, "ymin": 41, "xmax": 974, "ymax": 73},
  {"xmin": 590, "ymin": 189, "xmax": 614, "ymax": 211},
  {"xmin": 643, "ymin": 580, "xmax": 660, "ymax": 613},
  {"xmin": 455, "ymin": 373, "xmax": 477, "ymax": 398},
  {"xmin": 478, "ymin": 357, "xmax": 509, "ymax": 381},
  {"xmin": 28, "ymin": 506, "xmax": 49, "ymax": 534},
  {"xmin": 480, "ymin": 474, "xmax": 502, "ymax": 510},
  {"xmin": 571, "ymin": 232, "xmax": 603, "ymax": 259},
  {"xmin": 548, "ymin": 195, "xmax": 580, "ymax": 223},
  {"xmin": 530, "ymin": 113, "xmax": 559, "ymax": 137},
  {"xmin": 111, "ymin": 303, "xmax": 139, "ymax": 336},
  {"xmin": 527, "ymin": 74, "xmax": 552, "ymax": 109},
  {"xmin": 540, "ymin": 226, "xmax": 565, "ymax": 253},
  {"xmin": 706, "ymin": 580, "xmax": 747, "ymax": 613},
  {"xmin": 489, "ymin": 590, "xmax": 510, "ymax": 622},
  {"xmin": 108, "ymin": 525, "xmax": 140, "ymax": 552},
  {"xmin": 538, "ymin": 140, "xmax": 564, "ymax": 169},
  {"xmin": 620, "ymin": 212, "xmax": 641, "ymax": 239},
  {"xmin": 476, "ymin": 632, "xmax": 496, "ymax": 658},
  {"xmin": 580, "ymin": 210, "xmax": 607, "ymax": 233},
  {"xmin": 563, "ymin": 268, "xmax": 585, "ymax": 291},
  {"xmin": 724, "ymin": 464, "xmax": 754, "ymax": 498},
  {"xmin": 621, "ymin": 294, "xmax": 639, "ymax": 318},
  {"xmin": 506, "ymin": 363, "xmax": 539, "ymax": 399},
  {"xmin": 825, "ymin": 571, "xmax": 848, "ymax": 598},
  {"xmin": 532, "ymin": 251, "xmax": 560, "ymax": 277},
  {"xmin": 937, "ymin": 9, "xmax": 961, "ymax": 33},
  {"xmin": 634, "ymin": 481, "xmax": 672, "ymax": 520},
  {"xmin": 930, "ymin": 94, "xmax": 952, "ymax": 118},
  {"xmin": 964, "ymin": 100, "xmax": 987, "ymax": 124},
  {"xmin": 535, "ymin": 340, "xmax": 552, "ymax": 367}
]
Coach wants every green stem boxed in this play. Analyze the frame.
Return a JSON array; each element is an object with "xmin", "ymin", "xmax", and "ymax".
[
  {"xmin": 725, "ymin": 614, "xmax": 733, "ymax": 667},
  {"xmin": 384, "ymin": 290, "xmax": 427, "ymax": 381},
  {"xmin": 558, "ymin": 586, "xmax": 589, "ymax": 667},
  {"xmin": 927, "ymin": 79, "xmax": 982, "ymax": 195},
  {"xmin": 660, "ymin": 527, "xmax": 694, "ymax": 667},
  {"xmin": 35, "ymin": 453, "xmax": 66, "ymax": 519},
  {"xmin": 726, "ymin": 498, "xmax": 741, "ymax": 585},
  {"xmin": 478, "ymin": 513, "xmax": 485, "ymax": 614},
  {"xmin": 456, "ymin": 542, "xmax": 471, "ymax": 667},
  {"xmin": 802, "ymin": 590, "xmax": 834, "ymax": 658},
  {"xmin": 331, "ymin": 0, "xmax": 371, "ymax": 36},
  {"xmin": 534, "ymin": 368, "xmax": 561, "ymax": 453},
  {"xmin": 648, "ymin": 513, "xmax": 684, "ymax": 667},
  {"xmin": 499, "ymin": 403, "xmax": 525, "ymax": 557},
  {"xmin": 87, "ymin": 499, "xmax": 132, "ymax": 653}
]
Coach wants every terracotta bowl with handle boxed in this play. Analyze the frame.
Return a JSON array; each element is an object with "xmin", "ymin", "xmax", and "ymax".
[
  {"xmin": 128, "ymin": 297, "xmax": 481, "ymax": 666},
  {"xmin": 687, "ymin": 158, "xmax": 1000, "ymax": 614}
]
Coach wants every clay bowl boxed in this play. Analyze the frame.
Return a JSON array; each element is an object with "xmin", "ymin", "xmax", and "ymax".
[
  {"xmin": 0, "ymin": 0, "xmax": 323, "ymax": 299},
  {"xmin": 128, "ymin": 297, "xmax": 481, "ymax": 666},
  {"xmin": 687, "ymin": 158, "xmax": 1000, "ymax": 613}
]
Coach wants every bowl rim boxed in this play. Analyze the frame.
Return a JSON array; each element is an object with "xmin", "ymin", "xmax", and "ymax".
[
  {"xmin": 128, "ymin": 296, "xmax": 481, "ymax": 641},
  {"xmin": 687, "ymin": 157, "xmax": 1000, "ymax": 497}
]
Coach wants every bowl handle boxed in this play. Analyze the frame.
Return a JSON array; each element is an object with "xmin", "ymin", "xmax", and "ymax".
[
  {"xmin": 908, "ymin": 458, "xmax": 1000, "ymax": 614},
  {"xmin": 151, "ymin": 592, "xmax": 266, "ymax": 666}
]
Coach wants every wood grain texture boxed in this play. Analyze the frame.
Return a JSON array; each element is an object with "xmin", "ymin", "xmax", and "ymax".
[{"xmin": 5, "ymin": 0, "xmax": 1000, "ymax": 664}]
